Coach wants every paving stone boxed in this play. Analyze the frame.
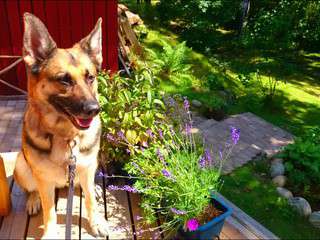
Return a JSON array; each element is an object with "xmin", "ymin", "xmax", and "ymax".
[{"xmin": 194, "ymin": 112, "xmax": 294, "ymax": 174}]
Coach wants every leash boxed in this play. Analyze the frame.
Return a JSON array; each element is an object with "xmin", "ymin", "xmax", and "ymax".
[{"xmin": 65, "ymin": 140, "xmax": 77, "ymax": 239}]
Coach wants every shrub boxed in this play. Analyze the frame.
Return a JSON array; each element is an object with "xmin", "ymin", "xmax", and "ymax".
[
  {"xmin": 98, "ymin": 69, "xmax": 169, "ymax": 163},
  {"xmin": 206, "ymin": 73, "xmax": 224, "ymax": 91},
  {"xmin": 280, "ymin": 139, "xmax": 320, "ymax": 193}
]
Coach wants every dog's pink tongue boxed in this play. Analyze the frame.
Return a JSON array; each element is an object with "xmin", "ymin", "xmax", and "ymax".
[{"xmin": 76, "ymin": 118, "xmax": 93, "ymax": 128}]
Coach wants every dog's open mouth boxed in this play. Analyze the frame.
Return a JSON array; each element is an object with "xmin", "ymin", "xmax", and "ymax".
[{"xmin": 71, "ymin": 116, "xmax": 93, "ymax": 129}]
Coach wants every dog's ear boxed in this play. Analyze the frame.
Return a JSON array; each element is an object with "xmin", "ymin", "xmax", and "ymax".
[
  {"xmin": 79, "ymin": 18, "xmax": 103, "ymax": 69},
  {"xmin": 23, "ymin": 12, "xmax": 57, "ymax": 67}
]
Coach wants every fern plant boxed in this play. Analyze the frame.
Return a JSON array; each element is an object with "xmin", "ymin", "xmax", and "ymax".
[{"xmin": 146, "ymin": 41, "xmax": 192, "ymax": 86}]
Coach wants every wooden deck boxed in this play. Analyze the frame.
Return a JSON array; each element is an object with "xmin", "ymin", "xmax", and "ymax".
[{"xmin": 0, "ymin": 152, "xmax": 278, "ymax": 239}]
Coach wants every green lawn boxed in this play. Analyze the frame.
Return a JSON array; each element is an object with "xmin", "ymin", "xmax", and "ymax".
[{"xmin": 221, "ymin": 159, "xmax": 320, "ymax": 239}]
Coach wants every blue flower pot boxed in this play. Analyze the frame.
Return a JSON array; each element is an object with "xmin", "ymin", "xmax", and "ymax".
[{"xmin": 178, "ymin": 195, "xmax": 232, "ymax": 239}]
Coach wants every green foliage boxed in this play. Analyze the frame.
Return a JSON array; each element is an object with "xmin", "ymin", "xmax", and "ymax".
[
  {"xmin": 303, "ymin": 126, "xmax": 320, "ymax": 145},
  {"xmin": 146, "ymin": 41, "xmax": 192, "ymax": 87},
  {"xmin": 98, "ymin": 69, "xmax": 168, "ymax": 162},
  {"xmin": 206, "ymin": 73, "xmax": 224, "ymax": 91},
  {"xmin": 280, "ymin": 139, "xmax": 320, "ymax": 193},
  {"xmin": 243, "ymin": 0, "xmax": 320, "ymax": 50}
]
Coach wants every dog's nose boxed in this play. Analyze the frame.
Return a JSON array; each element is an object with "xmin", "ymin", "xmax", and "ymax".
[{"xmin": 83, "ymin": 101, "xmax": 100, "ymax": 116}]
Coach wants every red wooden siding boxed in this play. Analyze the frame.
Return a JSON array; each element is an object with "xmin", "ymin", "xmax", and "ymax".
[{"xmin": 0, "ymin": 0, "xmax": 118, "ymax": 95}]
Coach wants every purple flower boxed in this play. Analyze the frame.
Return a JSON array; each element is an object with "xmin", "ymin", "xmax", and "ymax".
[
  {"xmin": 170, "ymin": 208, "xmax": 186, "ymax": 215},
  {"xmin": 106, "ymin": 133, "xmax": 115, "ymax": 142},
  {"xmin": 126, "ymin": 148, "xmax": 131, "ymax": 155},
  {"xmin": 131, "ymin": 162, "xmax": 145, "ymax": 175},
  {"xmin": 183, "ymin": 97, "xmax": 190, "ymax": 112},
  {"xmin": 162, "ymin": 169, "xmax": 173, "ymax": 179},
  {"xmin": 219, "ymin": 148, "xmax": 223, "ymax": 160},
  {"xmin": 168, "ymin": 97, "xmax": 175, "ymax": 107},
  {"xmin": 135, "ymin": 215, "xmax": 143, "ymax": 221},
  {"xmin": 146, "ymin": 129, "xmax": 154, "ymax": 139},
  {"xmin": 186, "ymin": 218, "xmax": 199, "ymax": 231},
  {"xmin": 230, "ymin": 127, "xmax": 240, "ymax": 145},
  {"xmin": 117, "ymin": 130, "xmax": 126, "ymax": 141},
  {"xmin": 158, "ymin": 129, "xmax": 163, "ymax": 139},
  {"xmin": 98, "ymin": 171, "xmax": 104, "ymax": 177},
  {"xmin": 204, "ymin": 149, "xmax": 212, "ymax": 164},
  {"xmin": 185, "ymin": 123, "xmax": 192, "ymax": 135},
  {"xmin": 156, "ymin": 148, "xmax": 164, "ymax": 162},
  {"xmin": 198, "ymin": 156, "xmax": 206, "ymax": 169},
  {"xmin": 108, "ymin": 185, "xmax": 139, "ymax": 193}
]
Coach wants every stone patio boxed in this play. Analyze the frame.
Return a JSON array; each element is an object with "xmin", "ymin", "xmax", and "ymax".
[{"xmin": 193, "ymin": 112, "xmax": 294, "ymax": 173}]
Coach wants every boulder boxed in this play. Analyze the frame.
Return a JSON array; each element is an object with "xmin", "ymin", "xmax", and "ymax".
[
  {"xmin": 271, "ymin": 158, "xmax": 283, "ymax": 164},
  {"xmin": 288, "ymin": 197, "xmax": 312, "ymax": 217},
  {"xmin": 272, "ymin": 175, "xmax": 287, "ymax": 187},
  {"xmin": 270, "ymin": 162, "xmax": 285, "ymax": 177},
  {"xmin": 191, "ymin": 99, "xmax": 202, "ymax": 108},
  {"xmin": 309, "ymin": 212, "xmax": 320, "ymax": 228},
  {"xmin": 276, "ymin": 187, "xmax": 293, "ymax": 199}
]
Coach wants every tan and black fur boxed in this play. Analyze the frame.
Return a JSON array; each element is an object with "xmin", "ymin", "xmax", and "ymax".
[{"xmin": 13, "ymin": 13, "xmax": 109, "ymax": 238}]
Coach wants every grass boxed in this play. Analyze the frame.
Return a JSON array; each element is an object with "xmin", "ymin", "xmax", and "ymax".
[{"xmin": 221, "ymin": 159, "xmax": 320, "ymax": 239}]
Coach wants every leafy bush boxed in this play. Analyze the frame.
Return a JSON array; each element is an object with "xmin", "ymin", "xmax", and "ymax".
[
  {"xmin": 303, "ymin": 127, "xmax": 320, "ymax": 145},
  {"xmin": 122, "ymin": 99, "xmax": 240, "ymax": 235},
  {"xmin": 206, "ymin": 73, "xmax": 224, "ymax": 91},
  {"xmin": 98, "ymin": 69, "xmax": 168, "ymax": 163},
  {"xmin": 280, "ymin": 139, "xmax": 320, "ymax": 193}
]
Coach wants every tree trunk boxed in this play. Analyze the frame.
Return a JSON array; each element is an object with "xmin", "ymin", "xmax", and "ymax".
[{"xmin": 239, "ymin": 0, "xmax": 250, "ymax": 36}]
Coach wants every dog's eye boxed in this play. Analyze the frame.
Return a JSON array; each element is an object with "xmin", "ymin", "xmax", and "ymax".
[{"xmin": 58, "ymin": 73, "xmax": 73, "ymax": 86}]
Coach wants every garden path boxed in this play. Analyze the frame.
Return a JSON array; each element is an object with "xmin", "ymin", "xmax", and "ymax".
[{"xmin": 193, "ymin": 112, "xmax": 294, "ymax": 174}]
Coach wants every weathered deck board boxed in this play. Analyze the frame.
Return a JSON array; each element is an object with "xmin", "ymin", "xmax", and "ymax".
[
  {"xmin": 0, "ymin": 153, "xmax": 278, "ymax": 240},
  {"xmin": 129, "ymin": 193, "xmax": 161, "ymax": 239}
]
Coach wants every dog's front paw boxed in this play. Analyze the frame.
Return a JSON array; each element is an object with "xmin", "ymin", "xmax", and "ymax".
[
  {"xmin": 89, "ymin": 217, "xmax": 109, "ymax": 238},
  {"xmin": 26, "ymin": 191, "xmax": 41, "ymax": 215}
]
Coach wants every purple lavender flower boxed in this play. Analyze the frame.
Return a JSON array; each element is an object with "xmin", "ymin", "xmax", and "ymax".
[
  {"xmin": 185, "ymin": 123, "xmax": 192, "ymax": 135},
  {"xmin": 117, "ymin": 130, "xmax": 126, "ymax": 141},
  {"xmin": 158, "ymin": 129, "xmax": 163, "ymax": 139},
  {"xmin": 135, "ymin": 215, "xmax": 143, "ymax": 221},
  {"xmin": 198, "ymin": 156, "xmax": 206, "ymax": 169},
  {"xmin": 98, "ymin": 171, "xmax": 104, "ymax": 177},
  {"xmin": 131, "ymin": 162, "xmax": 145, "ymax": 175},
  {"xmin": 126, "ymin": 148, "xmax": 131, "ymax": 155},
  {"xmin": 230, "ymin": 127, "xmax": 240, "ymax": 145},
  {"xmin": 170, "ymin": 208, "xmax": 186, "ymax": 215},
  {"xmin": 106, "ymin": 133, "xmax": 115, "ymax": 142},
  {"xmin": 183, "ymin": 97, "xmax": 190, "ymax": 112},
  {"xmin": 156, "ymin": 148, "xmax": 164, "ymax": 162},
  {"xmin": 204, "ymin": 149, "xmax": 212, "ymax": 164},
  {"xmin": 168, "ymin": 97, "xmax": 175, "ymax": 107},
  {"xmin": 146, "ymin": 129, "xmax": 154, "ymax": 139},
  {"xmin": 162, "ymin": 169, "xmax": 173, "ymax": 179},
  {"xmin": 108, "ymin": 185, "xmax": 139, "ymax": 193}
]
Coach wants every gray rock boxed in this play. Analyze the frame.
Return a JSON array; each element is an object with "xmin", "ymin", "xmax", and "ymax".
[
  {"xmin": 272, "ymin": 175, "xmax": 287, "ymax": 187},
  {"xmin": 309, "ymin": 211, "xmax": 320, "ymax": 228},
  {"xmin": 191, "ymin": 99, "xmax": 202, "ymax": 108},
  {"xmin": 276, "ymin": 187, "xmax": 293, "ymax": 199},
  {"xmin": 271, "ymin": 158, "xmax": 283, "ymax": 164},
  {"xmin": 270, "ymin": 162, "xmax": 285, "ymax": 177},
  {"xmin": 288, "ymin": 197, "xmax": 312, "ymax": 217}
]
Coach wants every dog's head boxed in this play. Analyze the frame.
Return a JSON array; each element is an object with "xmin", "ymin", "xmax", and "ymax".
[{"xmin": 23, "ymin": 13, "xmax": 102, "ymax": 130}]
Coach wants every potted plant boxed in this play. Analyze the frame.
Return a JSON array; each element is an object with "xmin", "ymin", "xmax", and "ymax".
[{"xmin": 113, "ymin": 97, "xmax": 240, "ymax": 239}]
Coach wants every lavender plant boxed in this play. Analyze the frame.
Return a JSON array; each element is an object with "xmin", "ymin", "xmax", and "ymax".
[{"xmin": 115, "ymin": 97, "xmax": 240, "ymax": 236}]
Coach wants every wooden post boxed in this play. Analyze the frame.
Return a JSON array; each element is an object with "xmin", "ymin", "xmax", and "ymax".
[{"xmin": 0, "ymin": 155, "xmax": 11, "ymax": 216}]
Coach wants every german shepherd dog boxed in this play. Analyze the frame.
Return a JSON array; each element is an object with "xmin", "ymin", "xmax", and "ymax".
[{"xmin": 13, "ymin": 13, "xmax": 109, "ymax": 238}]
